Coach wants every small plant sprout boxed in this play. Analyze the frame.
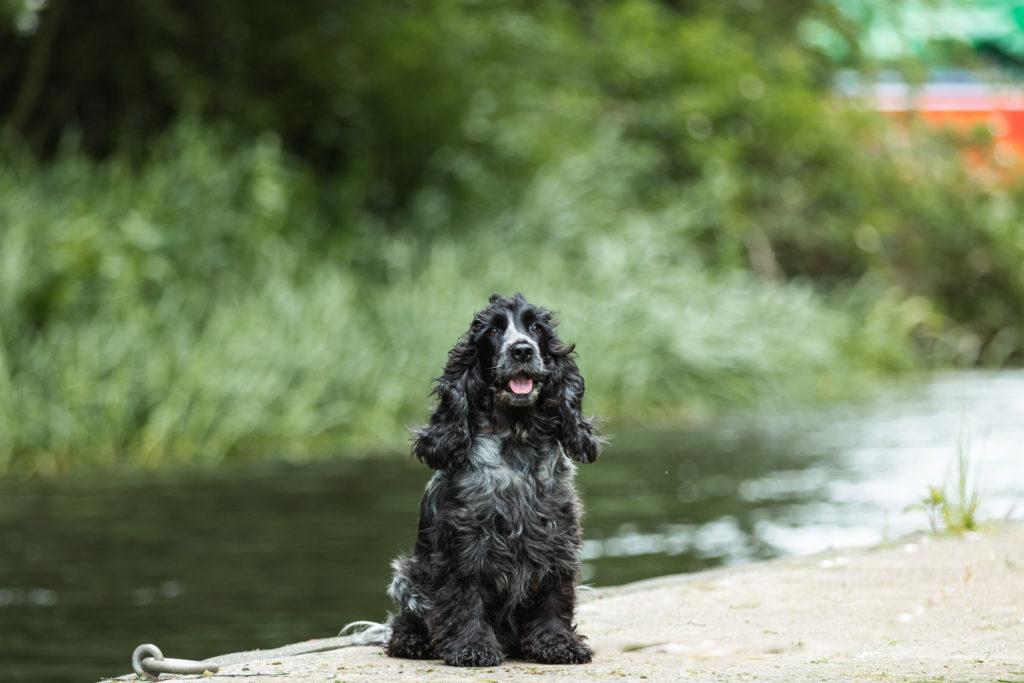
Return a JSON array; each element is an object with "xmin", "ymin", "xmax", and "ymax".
[{"xmin": 907, "ymin": 421, "xmax": 983, "ymax": 535}]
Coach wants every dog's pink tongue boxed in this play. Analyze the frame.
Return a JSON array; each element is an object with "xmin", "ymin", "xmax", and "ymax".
[{"xmin": 509, "ymin": 377, "xmax": 533, "ymax": 395}]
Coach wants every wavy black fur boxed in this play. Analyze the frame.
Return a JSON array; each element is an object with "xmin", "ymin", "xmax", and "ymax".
[{"xmin": 387, "ymin": 293, "xmax": 603, "ymax": 667}]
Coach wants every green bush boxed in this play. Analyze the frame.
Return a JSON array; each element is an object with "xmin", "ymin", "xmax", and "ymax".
[
  {"xmin": 0, "ymin": 120, "xmax": 923, "ymax": 474},
  {"xmin": 1, "ymin": 0, "xmax": 1022, "ymax": 473}
]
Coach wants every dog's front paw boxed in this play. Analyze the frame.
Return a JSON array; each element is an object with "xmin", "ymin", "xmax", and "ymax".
[
  {"xmin": 442, "ymin": 643, "xmax": 504, "ymax": 667},
  {"xmin": 522, "ymin": 632, "xmax": 592, "ymax": 665}
]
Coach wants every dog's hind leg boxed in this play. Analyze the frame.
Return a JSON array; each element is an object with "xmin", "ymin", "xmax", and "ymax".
[
  {"xmin": 385, "ymin": 555, "xmax": 437, "ymax": 660},
  {"xmin": 385, "ymin": 610, "xmax": 435, "ymax": 659}
]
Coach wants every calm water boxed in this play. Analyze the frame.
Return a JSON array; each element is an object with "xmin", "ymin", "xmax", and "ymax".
[{"xmin": 2, "ymin": 371, "xmax": 1022, "ymax": 682}]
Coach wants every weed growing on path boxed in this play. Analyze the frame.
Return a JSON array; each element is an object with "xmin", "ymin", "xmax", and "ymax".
[{"xmin": 908, "ymin": 423, "xmax": 983, "ymax": 535}]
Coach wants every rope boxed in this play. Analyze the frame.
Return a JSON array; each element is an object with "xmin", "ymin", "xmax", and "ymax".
[
  {"xmin": 131, "ymin": 644, "xmax": 219, "ymax": 678},
  {"xmin": 125, "ymin": 626, "xmax": 388, "ymax": 679}
]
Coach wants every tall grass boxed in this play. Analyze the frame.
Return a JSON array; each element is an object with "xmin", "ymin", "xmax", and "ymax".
[{"xmin": 0, "ymin": 125, "xmax": 923, "ymax": 474}]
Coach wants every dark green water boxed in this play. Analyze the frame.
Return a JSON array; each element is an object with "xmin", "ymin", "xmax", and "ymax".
[{"xmin": 2, "ymin": 372, "xmax": 1022, "ymax": 682}]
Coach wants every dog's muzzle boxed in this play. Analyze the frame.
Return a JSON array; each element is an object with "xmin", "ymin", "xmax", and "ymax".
[{"xmin": 495, "ymin": 343, "xmax": 546, "ymax": 407}]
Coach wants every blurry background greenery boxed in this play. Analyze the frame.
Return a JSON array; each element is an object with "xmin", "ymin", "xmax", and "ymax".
[{"xmin": 1, "ymin": 0, "xmax": 1022, "ymax": 474}]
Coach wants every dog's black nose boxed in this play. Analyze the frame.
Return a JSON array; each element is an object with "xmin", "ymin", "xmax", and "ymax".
[{"xmin": 510, "ymin": 342, "xmax": 534, "ymax": 362}]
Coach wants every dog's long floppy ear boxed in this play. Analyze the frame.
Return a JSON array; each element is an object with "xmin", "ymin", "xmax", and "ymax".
[
  {"xmin": 545, "ymin": 340, "xmax": 602, "ymax": 464},
  {"xmin": 411, "ymin": 335, "xmax": 483, "ymax": 470}
]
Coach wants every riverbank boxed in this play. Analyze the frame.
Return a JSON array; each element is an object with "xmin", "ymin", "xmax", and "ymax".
[{"xmin": 112, "ymin": 522, "xmax": 1024, "ymax": 682}]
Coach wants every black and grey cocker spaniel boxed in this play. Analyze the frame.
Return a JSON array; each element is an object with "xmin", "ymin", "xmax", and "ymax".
[{"xmin": 385, "ymin": 292, "xmax": 603, "ymax": 667}]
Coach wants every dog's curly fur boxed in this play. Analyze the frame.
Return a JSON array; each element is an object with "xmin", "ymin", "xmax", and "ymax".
[{"xmin": 385, "ymin": 293, "xmax": 603, "ymax": 667}]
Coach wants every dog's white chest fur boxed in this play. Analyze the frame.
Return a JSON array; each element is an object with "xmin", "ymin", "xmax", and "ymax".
[{"xmin": 456, "ymin": 432, "xmax": 566, "ymax": 498}]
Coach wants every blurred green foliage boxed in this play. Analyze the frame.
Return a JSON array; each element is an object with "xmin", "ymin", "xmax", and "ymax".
[{"xmin": 1, "ymin": 0, "xmax": 1022, "ymax": 473}]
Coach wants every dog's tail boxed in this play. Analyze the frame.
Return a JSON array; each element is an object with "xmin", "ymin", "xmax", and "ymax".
[{"xmin": 338, "ymin": 620, "xmax": 392, "ymax": 646}]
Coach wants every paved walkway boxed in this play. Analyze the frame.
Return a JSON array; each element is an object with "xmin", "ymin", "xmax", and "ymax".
[{"xmin": 112, "ymin": 523, "xmax": 1024, "ymax": 682}]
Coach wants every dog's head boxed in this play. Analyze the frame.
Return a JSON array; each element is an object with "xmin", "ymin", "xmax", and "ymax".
[
  {"xmin": 411, "ymin": 293, "xmax": 602, "ymax": 469},
  {"xmin": 470, "ymin": 292, "xmax": 555, "ymax": 408}
]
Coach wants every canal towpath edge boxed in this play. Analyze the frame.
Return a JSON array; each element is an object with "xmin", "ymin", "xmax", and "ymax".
[{"xmin": 107, "ymin": 522, "xmax": 1024, "ymax": 682}]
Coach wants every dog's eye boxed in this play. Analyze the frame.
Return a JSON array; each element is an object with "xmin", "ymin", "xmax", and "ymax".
[
  {"xmin": 487, "ymin": 327, "xmax": 499, "ymax": 337},
  {"xmin": 529, "ymin": 323, "xmax": 542, "ymax": 335}
]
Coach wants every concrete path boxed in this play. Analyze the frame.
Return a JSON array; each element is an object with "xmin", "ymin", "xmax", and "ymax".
[{"xmin": 112, "ymin": 523, "xmax": 1024, "ymax": 682}]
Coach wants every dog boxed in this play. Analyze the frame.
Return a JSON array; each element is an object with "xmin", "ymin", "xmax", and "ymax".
[{"xmin": 384, "ymin": 293, "xmax": 603, "ymax": 667}]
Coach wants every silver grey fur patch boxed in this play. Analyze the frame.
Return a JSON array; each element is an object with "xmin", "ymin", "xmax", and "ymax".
[
  {"xmin": 450, "ymin": 433, "xmax": 577, "ymax": 607},
  {"xmin": 388, "ymin": 556, "xmax": 430, "ymax": 617},
  {"xmin": 457, "ymin": 432, "xmax": 569, "ymax": 498}
]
